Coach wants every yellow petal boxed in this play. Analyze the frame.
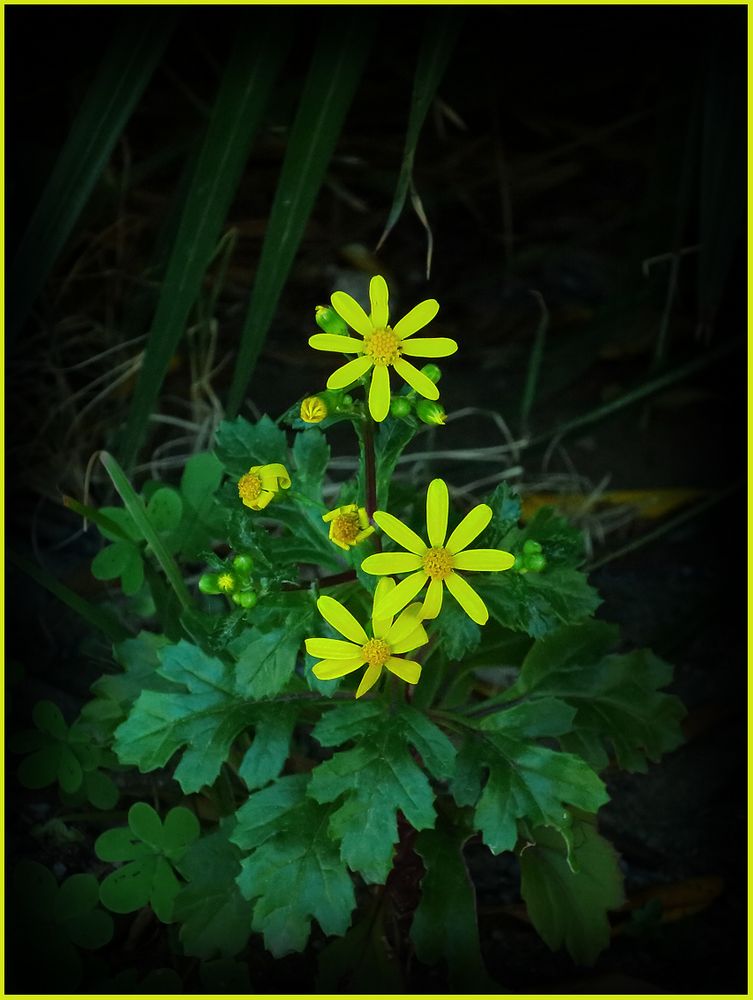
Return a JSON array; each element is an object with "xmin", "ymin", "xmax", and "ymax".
[
  {"xmin": 390, "ymin": 624, "xmax": 429, "ymax": 655},
  {"xmin": 400, "ymin": 337, "xmax": 458, "ymax": 358},
  {"xmin": 309, "ymin": 333, "xmax": 365, "ymax": 353},
  {"xmin": 368, "ymin": 364, "xmax": 391, "ymax": 422},
  {"xmin": 255, "ymin": 491, "xmax": 274, "ymax": 509},
  {"xmin": 374, "ymin": 571, "xmax": 427, "ymax": 619},
  {"xmin": 316, "ymin": 595, "xmax": 368, "ymax": 644},
  {"xmin": 393, "ymin": 298, "xmax": 439, "ymax": 339},
  {"xmin": 355, "ymin": 663, "xmax": 383, "ymax": 698},
  {"xmin": 446, "ymin": 503, "xmax": 492, "ymax": 554},
  {"xmin": 373, "ymin": 511, "xmax": 427, "ymax": 555},
  {"xmin": 369, "ymin": 275, "xmax": 389, "ymax": 328},
  {"xmin": 327, "ymin": 355, "xmax": 373, "ymax": 390},
  {"xmin": 421, "ymin": 577, "xmax": 444, "ymax": 619},
  {"xmin": 331, "ymin": 290, "xmax": 373, "ymax": 337},
  {"xmin": 305, "ymin": 637, "xmax": 362, "ymax": 659},
  {"xmin": 385, "ymin": 603, "xmax": 424, "ymax": 647},
  {"xmin": 426, "ymin": 478, "xmax": 449, "ymax": 547},
  {"xmin": 372, "ymin": 577, "xmax": 396, "ymax": 638},
  {"xmin": 263, "ymin": 463, "xmax": 291, "ymax": 488},
  {"xmin": 361, "ymin": 552, "xmax": 423, "ymax": 575},
  {"xmin": 445, "ymin": 573, "xmax": 489, "ymax": 625},
  {"xmin": 453, "ymin": 549, "xmax": 516, "ymax": 572},
  {"xmin": 393, "ymin": 357, "xmax": 440, "ymax": 399},
  {"xmin": 386, "ymin": 656, "xmax": 421, "ymax": 685},
  {"xmin": 313, "ymin": 656, "xmax": 365, "ymax": 679}
]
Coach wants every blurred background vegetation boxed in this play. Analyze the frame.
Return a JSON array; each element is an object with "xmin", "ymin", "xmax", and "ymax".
[{"xmin": 7, "ymin": 5, "xmax": 746, "ymax": 993}]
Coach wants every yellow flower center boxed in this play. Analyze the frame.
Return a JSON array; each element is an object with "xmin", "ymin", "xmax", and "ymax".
[
  {"xmin": 218, "ymin": 573, "xmax": 235, "ymax": 593},
  {"xmin": 422, "ymin": 546, "xmax": 454, "ymax": 581},
  {"xmin": 331, "ymin": 511, "xmax": 362, "ymax": 545},
  {"xmin": 238, "ymin": 472, "xmax": 262, "ymax": 502},
  {"xmin": 361, "ymin": 637, "xmax": 391, "ymax": 669},
  {"xmin": 364, "ymin": 327, "xmax": 401, "ymax": 366}
]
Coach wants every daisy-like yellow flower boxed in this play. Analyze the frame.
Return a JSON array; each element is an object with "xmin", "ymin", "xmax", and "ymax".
[
  {"xmin": 237, "ymin": 463, "xmax": 291, "ymax": 511},
  {"xmin": 308, "ymin": 275, "xmax": 458, "ymax": 422},
  {"xmin": 323, "ymin": 503, "xmax": 375, "ymax": 551},
  {"xmin": 305, "ymin": 579, "xmax": 428, "ymax": 698},
  {"xmin": 361, "ymin": 478, "xmax": 515, "ymax": 626}
]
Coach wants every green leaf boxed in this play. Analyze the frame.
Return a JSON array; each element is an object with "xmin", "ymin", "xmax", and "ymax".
[
  {"xmin": 519, "ymin": 818, "xmax": 624, "ymax": 965},
  {"xmin": 232, "ymin": 775, "xmax": 355, "ymax": 957},
  {"xmin": 451, "ymin": 709, "xmax": 608, "ymax": 858},
  {"xmin": 238, "ymin": 704, "xmax": 298, "ymax": 791},
  {"xmin": 178, "ymin": 452, "xmax": 225, "ymax": 559},
  {"xmin": 114, "ymin": 640, "xmax": 299, "ymax": 793},
  {"xmin": 225, "ymin": 14, "xmax": 372, "ymax": 415},
  {"xmin": 486, "ymin": 482, "xmax": 522, "ymax": 543},
  {"xmin": 214, "ymin": 415, "xmax": 288, "ymax": 479},
  {"xmin": 229, "ymin": 623, "xmax": 305, "ymax": 700},
  {"xmin": 519, "ymin": 505, "xmax": 585, "ymax": 567},
  {"xmin": 83, "ymin": 769, "xmax": 119, "ymax": 810},
  {"xmin": 173, "ymin": 827, "xmax": 252, "ymax": 959},
  {"xmin": 374, "ymin": 418, "xmax": 418, "ymax": 508},
  {"xmin": 18, "ymin": 747, "xmax": 62, "ymax": 788},
  {"xmin": 411, "ymin": 819, "xmax": 496, "ymax": 990},
  {"xmin": 432, "ymin": 599, "xmax": 481, "ymax": 662},
  {"xmin": 309, "ymin": 702, "xmax": 455, "ymax": 883},
  {"xmin": 292, "ymin": 429, "xmax": 330, "ymax": 502},
  {"xmin": 476, "ymin": 567, "xmax": 601, "ymax": 639},
  {"xmin": 128, "ymin": 802, "xmax": 164, "ymax": 849},
  {"xmin": 145, "ymin": 487, "xmax": 183, "ymax": 535},
  {"xmin": 162, "ymin": 806, "xmax": 201, "ymax": 858},
  {"xmin": 317, "ymin": 897, "xmax": 403, "ymax": 993},
  {"xmin": 99, "ymin": 857, "xmax": 156, "ymax": 914},
  {"xmin": 33, "ymin": 700, "xmax": 68, "ymax": 739}
]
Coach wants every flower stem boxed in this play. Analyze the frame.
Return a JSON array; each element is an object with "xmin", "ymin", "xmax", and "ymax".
[{"xmin": 362, "ymin": 415, "xmax": 382, "ymax": 552}]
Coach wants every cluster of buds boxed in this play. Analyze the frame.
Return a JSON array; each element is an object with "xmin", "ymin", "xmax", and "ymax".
[
  {"xmin": 300, "ymin": 389, "xmax": 354, "ymax": 425},
  {"xmin": 390, "ymin": 364, "xmax": 445, "ymax": 425},
  {"xmin": 199, "ymin": 553, "xmax": 258, "ymax": 609},
  {"xmin": 512, "ymin": 538, "xmax": 547, "ymax": 574}
]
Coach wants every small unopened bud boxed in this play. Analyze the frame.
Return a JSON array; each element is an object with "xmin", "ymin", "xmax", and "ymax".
[
  {"xmin": 300, "ymin": 396, "xmax": 328, "ymax": 423},
  {"xmin": 198, "ymin": 573, "xmax": 221, "ymax": 595},
  {"xmin": 416, "ymin": 399, "xmax": 446, "ymax": 426},
  {"xmin": 237, "ymin": 590, "xmax": 257, "ymax": 609},
  {"xmin": 232, "ymin": 553, "xmax": 254, "ymax": 574},
  {"xmin": 315, "ymin": 305, "xmax": 349, "ymax": 336},
  {"xmin": 523, "ymin": 539, "xmax": 543, "ymax": 555},
  {"xmin": 420, "ymin": 363, "xmax": 442, "ymax": 384},
  {"xmin": 525, "ymin": 553, "xmax": 547, "ymax": 573},
  {"xmin": 390, "ymin": 396, "xmax": 412, "ymax": 419}
]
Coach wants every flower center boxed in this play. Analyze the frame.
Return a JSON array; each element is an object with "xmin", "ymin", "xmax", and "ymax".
[
  {"xmin": 331, "ymin": 511, "xmax": 362, "ymax": 545},
  {"xmin": 364, "ymin": 327, "xmax": 401, "ymax": 366},
  {"xmin": 238, "ymin": 472, "xmax": 262, "ymax": 502},
  {"xmin": 422, "ymin": 546, "xmax": 454, "ymax": 581},
  {"xmin": 217, "ymin": 573, "xmax": 235, "ymax": 593},
  {"xmin": 361, "ymin": 637, "xmax": 391, "ymax": 669}
]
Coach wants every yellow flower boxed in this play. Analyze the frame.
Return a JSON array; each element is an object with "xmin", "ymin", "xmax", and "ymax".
[
  {"xmin": 308, "ymin": 275, "xmax": 458, "ymax": 422},
  {"xmin": 361, "ymin": 478, "xmax": 515, "ymax": 625},
  {"xmin": 322, "ymin": 504, "xmax": 374, "ymax": 550},
  {"xmin": 217, "ymin": 572, "xmax": 236, "ymax": 593},
  {"xmin": 237, "ymin": 463, "xmax": 291, "ymax": 511},
  {"xmin": 305, "ymin": 579, "xmax": 428, "ymax": 697},
  {"xmin": 300, "ymin": 396, "xmax": 328, "ymax": 423}
]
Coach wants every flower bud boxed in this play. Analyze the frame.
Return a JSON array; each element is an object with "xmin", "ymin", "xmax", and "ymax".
[
  {"xmin": 231, "ymin": 592, "xmax": 244, "ymax": 606},
  {"xmin": 300, "ymin": 396, "xmax": 328, "ymax": 423},
  {"xmin": 198, "ymin": 573, "xmax": 221, "ymax": 595},
  {"xmin": 315, "ymin": 305, "xmax": 349, "ymax": 336},
  {"xmin": 420, "ymin": 363, "xmax": 442, "ymax": 384},
  {"xmin": 232, "ymin": 553, "xmax": 254, "ymax": 574},
  {"xmin": 416, "ymin": 399, "xmax": 446, "ymax": 426},
  {"xmin": 217, "ymin": 572, "xmax": 237, "ymax": 594},
  {"xmin": 525, "ymin": 553, "xmax": 547, "ymax": 573},
  {"xmin": 237, "ymin": 591, "xmax": 257, "ymax": 609},
  {"xmin": 523, "ymin": 539, "xmax": 542, "ymax": 555},
  {"xmin": 390, "ymin": 396, "xmax": 412, "ymax": 419}
]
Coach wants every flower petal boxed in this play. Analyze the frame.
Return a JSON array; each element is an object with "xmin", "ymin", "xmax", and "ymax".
[
  {"xmin": 393, "ymin": 357, "xmax": 440, "ymax": 400},
  {"xmin": 316, "ymin": 595, "xmax": 368, "ymax": 644},
  {"xmin": 326, "ymin": 355, "xmax": 373, "ymax": 390},
  {"xmin": 421, "ymin": 577, "xmax": 444, "ymax": 619},
  {"xmin": 372, "ymin": 577, "xmax": 396, "ymax": 638},
  {"xmin": 386, "ymin": 656, "xmax": 421, "ymax": 685},
  {"xmin": 373, "ymin": 511, "xmax": 427, "ymax": 555},
  {"xmin": 313, "ymin": 656, "xmax": 365, "ymax": 680},
  {"xmin": 309, "ymin": 333, "xmax": 365, "ymax": 353},
  {"xmin": 389, "ymin": 624, "xmax": 429, "ymax": 655},
  {"xmin": 400, "ymin": 337, "xmax": 458, "ymax": 358},
  {"xmin": 331, "ymin": 290, "xmax": 373, "ymax": 337},
  {"xmin": 305, "ymin": 638, "xmax": 362, "ymax": 659},
  {"xmin": 445, "ymin": 503, "xmax": 492, "ymax": 554},
  {"xmin": 426, "ymin": 478, "xmax": 449, "ymax": 547},
  {"xmin": 368, "ymin": 363, "xmax": 391, "ymax": 422},
  {"xmin": 445, "ymin": 572, "xmax": 489, "ymax": 625},
  {"xmin": 356, "ymin": 663, "xmax": 383, "ymax": 698},
  {"xmin": 385, "ymin": 604, "xmax": 425, "ymax": 647},
  {"xmin": 361, "ymin": 552, "xmax": 423, "ymax": 575},
  {"xmin": 393, "ymin": 298, "xmax": 439, "ymax": 339},
  {"xmin": 369, "ymin": 275, "xmax": 389, "ymax": 328},
  {"xmin": 374, "ymin": 571, "xmax": 428, "ymax": 619},
  {"xmin": 262, "ymin": 463, "xmax": 291, "ymax": 487},
  {"xmin": 452, "ymin": 548, "xmax": 516, "ymax": 572}
]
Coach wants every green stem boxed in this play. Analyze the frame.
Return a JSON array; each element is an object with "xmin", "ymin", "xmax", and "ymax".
[{"xmin": 363, "ymin": 415, "xmax": 378, "ymax": 519}]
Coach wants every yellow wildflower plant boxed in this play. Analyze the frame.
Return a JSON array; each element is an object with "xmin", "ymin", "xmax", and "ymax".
[
  {"xmin": 305, "ymin": 579, "xmax": 427, "ymax": 698},
  {"xmin": 361, "ymin": 478, "xmax": 515, "ymax": 625},
  {"xmin": 308, "ymin": 275, "xmax": 458, "ymax": 422},
  {"xmin": 237, "ymin": 463, "xmax": 291, "ymax": 511},
  {"xmin": 323, "ymin": 503, "xmax": 374, "ymax": 551},
  {"xmin": 300, "ymin": 396, "xmax": 328, "ymax": 423}
]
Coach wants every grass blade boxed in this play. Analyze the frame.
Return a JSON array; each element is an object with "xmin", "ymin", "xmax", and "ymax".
[
  {"xmin": 225, "ymin": 14, "xmax": 373, "ymax": 417},
  {"xmin": 9, "ymin": 14, "xmax": 173, "ymax": 339},
  {"xmin": 518, "ymin": 291, "xmax": 550, "ymax": 434},
  {"xmin": 10, "ymin": 551, "xmax": 130, "ymax": 643},
  {"xmin": 99, "ymin": 451, "xmax": 193, "ymax": 611},
  {"xmin": 376, "ymin": 12, "xmax": 459, "ymax": 257},
  {"xmin": 119, "ymin": 25, "xmax": 289, "ymax": 469}
]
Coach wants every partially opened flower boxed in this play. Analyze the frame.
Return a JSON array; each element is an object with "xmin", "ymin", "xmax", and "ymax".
[
  {"xmin": 305, "ymin": 579, "xmax": 427, "ymax": 697},
  {"xmin": 323, "ymin": 504, "xmax": 374, "ymax": 551},
  {"xmin": 361, "ymin": 478, "xmax": 515, "ymax": 625},
  {"xmin": 237, "ymin": 463, "xmax": 291, "ymax": 511},
  {"xmin": 308, "ymin": 275, "xmax": 458, "ymax": 422}
]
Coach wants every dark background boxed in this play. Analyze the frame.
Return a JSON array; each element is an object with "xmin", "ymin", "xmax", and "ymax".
[{"xmin": 6, "ymin": 4, "xmax": 747, "ymax": 994}]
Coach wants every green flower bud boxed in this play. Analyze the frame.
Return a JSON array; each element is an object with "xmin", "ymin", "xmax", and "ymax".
[
  {"xmin": 390, "ymin": 396, "xmax": 412, "ymax": 418},
  {"xmin": 232, "ymin": 553, "xmax": 254, "ymax": 574},
  {"xmin": 420, "ymin": 363, "xmax": 442, "ymax": 384},
  {"xmin": 525, "ymin": 553, "xmax": 547, "ymax": 573},
  {"xmin": 315, "ymin": 305, "xmax": 349, "ymax": 336},
  {"xmin": 523, "ymin": 539, "xmax": 543, "ymax": 555},
  {"xmin": 415, "ymin": 399, "xmax": 447, "ymax": 426},
  {"xmin": 198, "ymin": 573, "xmax": 221, "ymax": 595},
  {"xmin": 513, "ymin": 555, "xmax": 524, "ymax": 572},
  {"xmin": 231, "ymin": 592, "xmax": 244, "ymax": 606},
  {"xmin": 237, "ymin": 591, "xmax": 257, "ymax": 609}
]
